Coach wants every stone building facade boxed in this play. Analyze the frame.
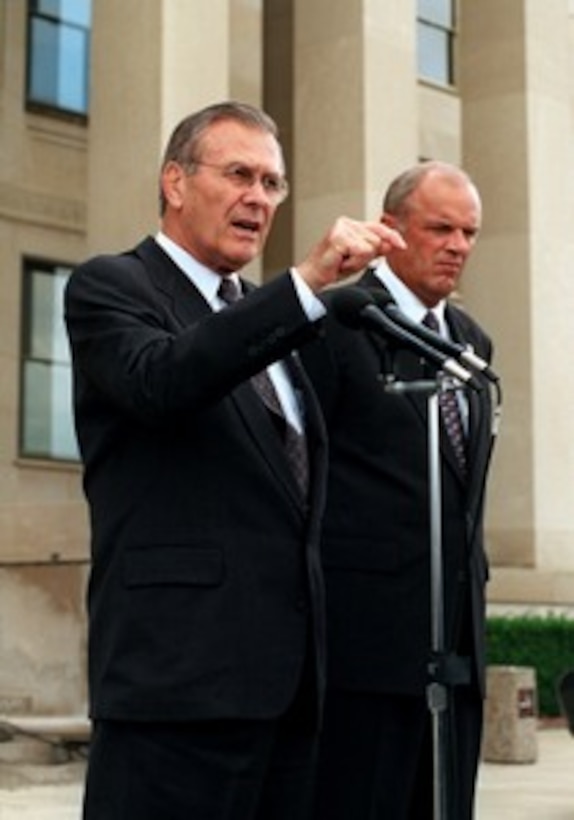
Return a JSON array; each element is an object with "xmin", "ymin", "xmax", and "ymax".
[{"xmin": 1, "ymin": 0, "xmax": 573, "ymax": 717}]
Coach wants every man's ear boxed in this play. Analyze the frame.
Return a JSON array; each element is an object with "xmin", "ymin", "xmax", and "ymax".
[{"xmin": 161, "ymin": 161, "xmax": 187, "ymax": 211}]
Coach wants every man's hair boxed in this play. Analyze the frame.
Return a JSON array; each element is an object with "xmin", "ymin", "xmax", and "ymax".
[
  {"xmin": 159, "ymin": 101, "xmax": 281, "ymax": 214},
  {"xmin": 383, "ymin": 160, "xmax": 477, "ymax": 217}
]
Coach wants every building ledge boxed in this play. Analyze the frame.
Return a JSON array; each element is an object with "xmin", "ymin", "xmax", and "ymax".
[
  {"xmin": 0, "ymin": 714, "xmax": 90, "ymax": 744},
  {"xmin": 488, "ymin": 566, "xmax": 574, "ymax": 610}
]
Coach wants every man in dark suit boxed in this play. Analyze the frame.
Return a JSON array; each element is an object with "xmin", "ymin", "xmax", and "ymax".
[
  {"xmin": 301, "ymin": 161, "xmax": 497, "ymax": 819},
  {"xmin": 64, "ymin": 101, "xmax": 404, "ymax": 820}
]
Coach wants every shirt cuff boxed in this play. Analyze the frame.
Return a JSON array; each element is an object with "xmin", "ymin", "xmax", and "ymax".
[{"xmin": 290, "ymin": 268, "xmax": 327, "ymax": 321}]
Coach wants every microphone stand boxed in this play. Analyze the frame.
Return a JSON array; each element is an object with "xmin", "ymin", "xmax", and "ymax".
[
  {"xmin": 426, "ymin": 382, "xmax": 450, "ymax": 820},
  {"xmin": 383, "ymin": 368, "xmax": 452, "ymax": 820}
]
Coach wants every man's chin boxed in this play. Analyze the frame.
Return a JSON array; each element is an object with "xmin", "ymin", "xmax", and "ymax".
[
  {"xmin": 436, "ymin": 272, "xmax": 462, "ymax": 297},
  {"xmin": 217, "ymin": 250, "xmax": 260, "ymax": 274}
]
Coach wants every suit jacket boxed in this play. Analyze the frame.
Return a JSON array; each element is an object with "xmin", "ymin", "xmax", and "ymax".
[
  {"xmin": 64, "ymin": 236, "xmax": 328, "ymax": 722},
  {"xmin": 300, "ymin": 270, "xmax": 496, "ymax": 698}
]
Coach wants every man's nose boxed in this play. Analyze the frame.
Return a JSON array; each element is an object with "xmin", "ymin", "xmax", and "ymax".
[
  {"xmin": 447, "ymin": 229, "xmax": 470, "ymax": 252},
  {"xmin": 241, "ymin": 179, "xmax": 272, "ymax": 206}
]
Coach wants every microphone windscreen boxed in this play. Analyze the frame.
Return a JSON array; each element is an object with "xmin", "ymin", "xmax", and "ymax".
[
  {"xmin": 368, "ymin": 288, "xmax": 394, "ymax": 309},
  {"xmin": 330, "ymin": 287, "xmax": 374, "ymax": 328}
]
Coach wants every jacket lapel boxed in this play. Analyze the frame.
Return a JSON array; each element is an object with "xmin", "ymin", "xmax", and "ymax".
[
  {"xmin": 135, "ymin": 236, "xmax": 213, "ymax": 323},
  {"xmin": 360, "ymin": 268, "xmax": 495, "ymax": 541},
  {"xmin": 446, "ymin": 305, "xmax": 496, "ymax": 523},
  {"xmin": 359, "ymin": 271, "xmax": 473, "ymax": 484},
  {"xmin": 135, "ymin": 237, "xmax": 317, "ymax": 514}
]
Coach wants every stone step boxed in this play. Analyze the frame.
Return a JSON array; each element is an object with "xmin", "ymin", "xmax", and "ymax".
[
  {"xmin": 0, "ymin": 715, "xmax": 90, "ymax": 745},
  {"xmin": 0, "ymin": 715, "xmax": 90, "ymax": 771}
]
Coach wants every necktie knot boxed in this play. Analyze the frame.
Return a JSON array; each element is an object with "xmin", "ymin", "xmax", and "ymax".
[
  {"xmin": 422, "ymin": 310, "xmax": 440, "ymax": 333},
  {"xmin": 218, "ymin": 277, "xmax": 241, "ymax": 305}
]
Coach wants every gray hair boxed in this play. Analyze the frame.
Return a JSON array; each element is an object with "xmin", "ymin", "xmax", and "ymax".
[{"xmin": 159, "ymin": 101, "xmax": 281, "ymax": 214}]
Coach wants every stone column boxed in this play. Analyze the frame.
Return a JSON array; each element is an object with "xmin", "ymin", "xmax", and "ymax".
[
  {"xmin": 291, "ymin": 0, "xmax": 419, "ymax": 260},
  {"xmin": 87, "ymin": 0, "xmax": 231, "ymax": 254},
  {"xmin": 460, "ymin": 0, "xmax": 574, "ymax": 585}
]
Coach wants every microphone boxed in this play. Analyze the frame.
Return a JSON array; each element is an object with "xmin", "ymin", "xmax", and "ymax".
[
  {"xmin": 369, "ymin": 289, "xmax": 499, "ymax": 383},
  {"xmin": 330, "ymin": 287, "xmax": 482, "ymax": 390}
]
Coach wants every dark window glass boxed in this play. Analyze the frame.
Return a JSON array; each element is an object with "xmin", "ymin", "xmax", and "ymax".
[
  {"xmin": 20, "ymin": 260, "xmax": 78, "ymax": 461},
  {"xmin": 27, "ymin": 0, "xmax": 92, "ymax": 116}
]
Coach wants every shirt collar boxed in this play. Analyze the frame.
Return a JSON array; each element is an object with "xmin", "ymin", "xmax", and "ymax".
[
  {"xmin": 155, "ymin": 231, "xmax": 240, "ymax": 310},
  {"xmin": 372, "ymin": 259, "xmax": 447, "ymax": 333}
]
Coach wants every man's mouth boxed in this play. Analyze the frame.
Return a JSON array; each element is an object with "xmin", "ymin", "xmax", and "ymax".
[
  {"xmin": 232, "ymin": 219, "xmax": 261, "ymax": 234},
  {"xmin": 437, "ymin": 260, "xmax": 462, "ymax": 273}
]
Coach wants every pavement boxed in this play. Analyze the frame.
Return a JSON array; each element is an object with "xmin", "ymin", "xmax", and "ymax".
[
  {"xmin": 0, "ymin": 759, "xmax": 83, "ymax": 819},
  {"xmin": 477, "ymin": 725, "xmax": 574, "ymax": 819},
  {"xmin": 0, "ymin": 727, "xmax": 573, "ymax": 818}
]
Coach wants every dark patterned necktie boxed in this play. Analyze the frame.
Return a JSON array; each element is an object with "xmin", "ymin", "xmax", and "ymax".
[
  {"xmin": 422, "ymin": 310, "xmax": 467, "ymax": 475},
  {"xmin": 218, "ymin": 277, "xmax": 309, "ymax": 497}
]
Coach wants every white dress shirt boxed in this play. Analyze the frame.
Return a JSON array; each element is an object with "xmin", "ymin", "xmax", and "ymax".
[{"xmin": 155, "ymin": 232, "xmax": 325, "ymax": 433}]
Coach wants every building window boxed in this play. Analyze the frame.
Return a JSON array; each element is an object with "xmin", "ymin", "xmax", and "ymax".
[
  {"xmin": 20, "ymin": 260, "xmax": 78, "ymax": 462},
  {"xmin": 26, "ymin": 0, "xmax": 92, "ymax": 117},
  {"xmin": 417, "ymin": 0, "xmax": 455, "ymax": 86}
]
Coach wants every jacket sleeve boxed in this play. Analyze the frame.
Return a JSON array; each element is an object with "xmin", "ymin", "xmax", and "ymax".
[{"xmin": 65, "ymin": 252, "xmax": 322, "ymax": 426}]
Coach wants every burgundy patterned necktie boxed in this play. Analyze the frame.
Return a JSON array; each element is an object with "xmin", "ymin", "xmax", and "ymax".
[
  {"xmin": 422, "ymin": 310, "xmax": 467, "ymax": 475},
  {"xmin": 218, "ymin": 277, "xmax": 309, "ymax": 497}
]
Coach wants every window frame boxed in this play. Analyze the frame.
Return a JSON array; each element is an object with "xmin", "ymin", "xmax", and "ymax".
[
  {"xmin": 416, "ymin": 0, "xmax": 457, "ymax": 89},
  {"xmin": 25, "ymin": 0, "xmax": 91, "ymax": 122},
  {"xmin": 19, "ymin": 257, "xmax": 79, "ymax": 464}
]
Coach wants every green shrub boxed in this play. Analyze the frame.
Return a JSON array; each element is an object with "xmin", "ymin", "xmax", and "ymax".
[{"xmin": 486, "ymin": 614, "xmax": 574, "ymax": 717}]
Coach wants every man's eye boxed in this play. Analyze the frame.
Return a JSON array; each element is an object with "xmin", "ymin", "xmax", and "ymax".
[
  {"xmin": 228, "ymin": 165, "xmax": 253, "ymax": 184},
  {"xmin": 262, "ymin": 176, "xmax": 281, "ymax": 192}
]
